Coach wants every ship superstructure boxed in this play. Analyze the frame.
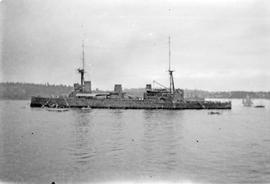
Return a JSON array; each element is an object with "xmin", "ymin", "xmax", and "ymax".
[
  {"xmin": 143, "ymin": 37, "xmax": 184, "ymax": 103},
  {"xmin": 69, "ymin": 40, "xmax": 92, "ymax": 97}
]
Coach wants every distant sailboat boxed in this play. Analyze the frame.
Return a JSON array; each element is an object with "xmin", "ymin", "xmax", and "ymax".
[{"xmin": 242, "ymin": 95, "xmax": 253, "ymax": 107}]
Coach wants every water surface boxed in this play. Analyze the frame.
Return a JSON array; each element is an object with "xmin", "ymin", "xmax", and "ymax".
[{"xmin": 0, "ymin": 99, "xmax": 270, "ymax": 183}]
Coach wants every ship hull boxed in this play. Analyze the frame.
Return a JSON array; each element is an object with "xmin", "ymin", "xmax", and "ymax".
[{"xmin": 30, "ymin": 96, "xmax": 231, "ymax": 110}]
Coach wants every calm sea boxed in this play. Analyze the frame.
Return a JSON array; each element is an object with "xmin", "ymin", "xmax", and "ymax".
[{"xmin": 0, "ymin": 99, "xmax": 270, "ymax": 184}]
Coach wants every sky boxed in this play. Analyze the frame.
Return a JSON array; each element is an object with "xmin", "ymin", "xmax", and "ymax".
[{"xmin": 1, "ymin": 0, "xmax": 270, "ymax": 91}]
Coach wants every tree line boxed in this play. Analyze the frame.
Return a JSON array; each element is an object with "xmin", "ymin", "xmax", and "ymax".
[
  {"xmin": 0, "ymin": 82, "xmax": 72, "ymax": 100},
  {"xmin": 0, "ymin": 82, "xmax": 270, "ymax": 100}
]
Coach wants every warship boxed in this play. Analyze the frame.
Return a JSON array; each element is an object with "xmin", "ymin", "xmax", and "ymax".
[{"xmin": 30, "ymin": 38, "xmax": 231, "ymax": 110}]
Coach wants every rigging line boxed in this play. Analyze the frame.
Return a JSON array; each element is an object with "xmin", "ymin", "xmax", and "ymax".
[{"xmin": 169, "ymin": 36, "xmax": 171, "ymax": 71}]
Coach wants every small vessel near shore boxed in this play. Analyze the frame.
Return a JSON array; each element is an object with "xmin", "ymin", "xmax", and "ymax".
[
  {"xmin": 254, "ymin": 100, "xmax": 265, "ymax": 108},
  {"xmin": 30, "ymin": 38, "xmax": 231, "ymax": 110},
  {"xmin": 254, "ymin": 105, "xmax": 265, "ymax": 108},
  {"xmin": 81, "ymin": 106, "xmax": 92, "ymax": 110},
  {"xmin": 208, "ymin": 111, "xmax": 222, "ymax": 115},
  {"xmin": 42, "ymin": 103, "xmax": 69, "ymax": 112},
  {"xmin": 45, "ymin": 108, "xmax": 69, "ymax": 112}
]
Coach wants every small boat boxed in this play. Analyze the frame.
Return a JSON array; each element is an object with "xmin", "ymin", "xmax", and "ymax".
[
  {"xmin": 254, "ymin": 105, "xmax": 265, "ymax": 108},
  {"xmin": 208, "ymin": 111, "xmax": 221, "ymax": 115},
  {"xmin": 46, "ymin": 108, "xmax": 69, "ymax": 112},
  {"xmin": 242, "ymin": 95, "xmax": 253, "ymax": 107},
  {"xmin": 81, "ymin": 106, "xmax": 91, "ymax": 110},
  {"xmin": 42, "ymin": 103, "xmax": 69, "ymax": 112}
]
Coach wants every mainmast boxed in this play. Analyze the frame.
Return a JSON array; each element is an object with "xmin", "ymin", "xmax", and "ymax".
[
  {"xmin": 168, "ymin": 36, "xmax": 175, "ymax": 94},
  {"xmin": 77, "ymin": 40, "xmax": 85, "ymax": 89}
]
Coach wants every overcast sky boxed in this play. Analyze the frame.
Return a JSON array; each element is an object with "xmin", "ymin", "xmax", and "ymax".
[{"xmin": 1, "ymin": 0, "xmax": 270, "ymax": 91}]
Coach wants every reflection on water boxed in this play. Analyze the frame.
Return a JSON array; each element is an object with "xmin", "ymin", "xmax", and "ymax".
[
  {"xmin": 0, "ymin": 100, "xmax": 270, "ymax": 183},
  {"xmin": 69, "ymin": 111, "xmax": 94, "ymax": 171},
  {"xmin": 142, "ymin": 111, "xmax": 183, "ymax": 176},
  {"xmin": 106, "ymin": 110, "xmax": 126, "ymax": 169}
]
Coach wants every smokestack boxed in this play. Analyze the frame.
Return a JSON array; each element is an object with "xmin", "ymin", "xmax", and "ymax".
[
  {"xmin": 84, "ymin": 81, "xmax": 92, "ymax": 93},
  {"xmin": 146, "ymin": 84, "xmax": 152, "ymax": 90},
  {"xmin": 114, "ymin": 84, "xmax": 122, "ymax": 93}
]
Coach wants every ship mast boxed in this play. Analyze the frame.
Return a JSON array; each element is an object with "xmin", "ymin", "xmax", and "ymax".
[
  {"xmin": 77, "ymin": 40, "xmax": 85, "ymax": 90},
  {"xmin": 168, "ymin": 36, "xmax": 175, "ymax": 94}
]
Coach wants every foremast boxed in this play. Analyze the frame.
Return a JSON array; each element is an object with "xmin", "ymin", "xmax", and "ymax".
[
  {"xmin": 168, "ymin": 36, "xmax": 175, "ymax": 94},
  {"xmin": 77, "ymin": 40, "xmax": 85, "ymax": 88}
]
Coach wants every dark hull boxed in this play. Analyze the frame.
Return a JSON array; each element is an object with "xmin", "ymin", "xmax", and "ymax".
[{"xmin": 30, "ymin": 96, "xmax": 231, "ymax": 110}]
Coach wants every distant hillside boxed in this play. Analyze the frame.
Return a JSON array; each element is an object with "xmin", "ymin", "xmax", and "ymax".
[
  {"xmin": 0, "ymin": 82, "xmax": 72, "ymax": 100},
  {"xmin": 206, "ymin": 91, "xmax": 270, "ymax": 99},
  {"xmin": 0, "ymin": 82, "xmax": 270, "ymax": 100}
]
